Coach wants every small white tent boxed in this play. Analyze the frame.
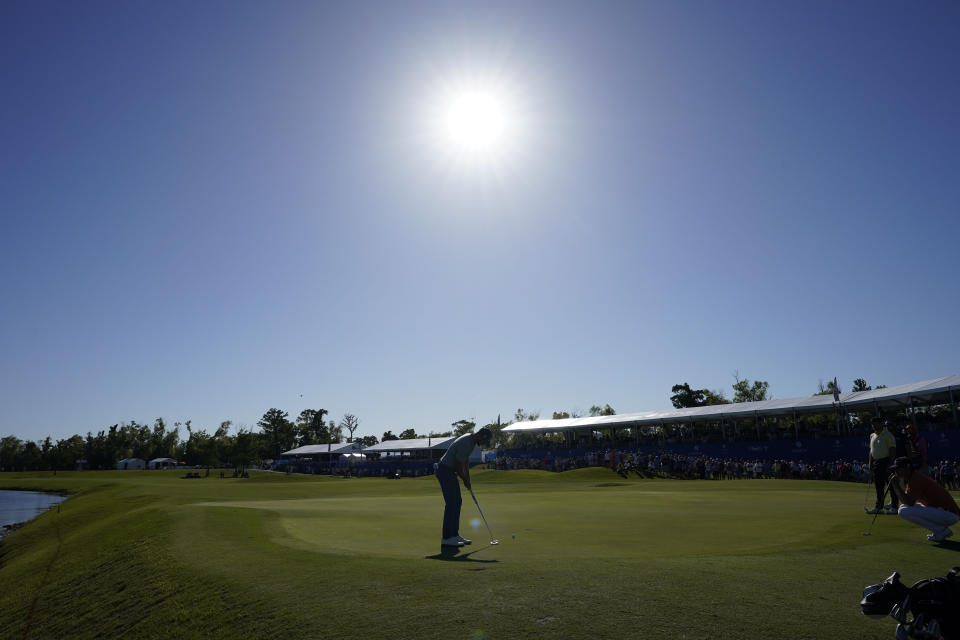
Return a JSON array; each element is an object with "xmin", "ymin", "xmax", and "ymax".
[
  {"xmin": 148, "ymin": 457, "xmax": 177, "ymax": 469},
  {"xmin": 116, "ymin": 458, "xmax": 146, "ymax": 470}
]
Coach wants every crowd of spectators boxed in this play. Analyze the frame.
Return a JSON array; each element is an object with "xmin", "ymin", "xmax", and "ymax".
[
  {"xmin": 274, "ymin": 450, "xmax": 960, "ymax": 488},
  {"xmin": 490, "ymin": 450, "xmax": 867, "ymax": 481},
  {"xmin": 276, "ymin": 459, "xmax": 436, "ymax": 478},
  {"xmin": 489, "ymin": 449, "xmax": 960, "ymax": 486}
]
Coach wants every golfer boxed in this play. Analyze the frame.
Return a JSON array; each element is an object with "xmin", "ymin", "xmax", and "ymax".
[
  {"xmin": 888, "ymin": 457, "xmax": 960, "ymax": 542},
  {"xmin": 435, "ymin": 428, "xmax": 493, "ymax": 547},
  {"xmin": 867, "ymin": 418, "xmax": 897, "ymax": 514}
]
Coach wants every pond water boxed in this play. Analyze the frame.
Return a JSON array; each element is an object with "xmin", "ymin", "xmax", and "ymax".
[{"xmin": 0, "ymin": 489, "xmax": 67, "ymax": 532}]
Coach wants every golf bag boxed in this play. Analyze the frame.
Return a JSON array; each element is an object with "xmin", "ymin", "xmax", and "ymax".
[{"xmin": 860, "ymin": 567, "xmax": 960, "ymax": 639}]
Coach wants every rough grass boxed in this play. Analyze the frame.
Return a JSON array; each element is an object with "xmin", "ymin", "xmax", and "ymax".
[{"xmin": 1, "ymin": 468, "xmax": 955, "ymax": 639}]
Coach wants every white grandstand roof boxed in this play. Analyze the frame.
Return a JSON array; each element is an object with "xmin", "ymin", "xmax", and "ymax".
[
  {"xmin": 360, "ymin": 437, "xmax": 456, "ymax": 452},
  {"xmin": 281, "ymin": 442, "xmax": 365, "ymax": 456},
  {"xmin": 503, "ymin": 375, "xmax": 960, "ymax": 434}
]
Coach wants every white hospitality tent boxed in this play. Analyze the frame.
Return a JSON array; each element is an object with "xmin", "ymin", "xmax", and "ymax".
[
  {"xmin": 148, "ymin": 457, "xmax": 177, "ymax": 469},
  {"xmin": 360, "ymin": 437, "xmax": 458, "ymax": 461},
  {"xmin": 501, "ymin": 375, "xmax": 960, "ymax": 440},
  {"xmin": 116, "ymin": 457, "xmax": 146, "ymax": 470},
  {"xmin": 281, "ymin": 442, "xmax": 366, "ymax": 461}
]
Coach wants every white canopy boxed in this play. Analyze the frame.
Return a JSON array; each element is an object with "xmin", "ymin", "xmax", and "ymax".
[
  {"xmin": 281, "ymin": 442, "xmax": 365, "ymax": 456},
  {"xmin": 503, "ymin": 374, "xmax": 960, "ymax": 434},
  {"xmin": 360, "ymin": 437, "xmax": 456, "ymax": 453}
]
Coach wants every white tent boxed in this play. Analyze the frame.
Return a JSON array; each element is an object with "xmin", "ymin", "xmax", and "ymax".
[
  {"xmin": 281, "ymin": 442, "xmax": 365, "ymax": 457},
  {"xmin": 360, "ymin": 437, "xmax": 455, "ymax": 453},
  {"xmin": 148, "ymin": 457, "xmax": 177, "ymax": 469},
  {"xmin": 116, "ymin": 458, "xmax": 146, "ymax": 470},
  {"xmin": 361, "ymin": 436, "xmax": 483, "ymax": 463}
]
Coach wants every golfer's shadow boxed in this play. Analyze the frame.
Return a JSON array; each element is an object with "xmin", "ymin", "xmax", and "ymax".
[
  {"xmin": 424, "ymin": 545, "xmax": 498, "ymax": 563},
  {"xmin": 934, "ymin": 539, "xmax": 960, "ymax": 552}
]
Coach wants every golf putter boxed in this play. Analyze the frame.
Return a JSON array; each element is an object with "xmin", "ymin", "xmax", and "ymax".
[
  {"xmin": 469, "ymin": 487, "xmax": 499, "ymax": 545},
  {"xmin": 863, "ymin": 476, "xmax": 895, "ymax": 537}
]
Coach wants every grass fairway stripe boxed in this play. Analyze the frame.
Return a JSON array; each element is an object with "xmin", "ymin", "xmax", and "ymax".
[{"xmin": 1, "ymin": 469, "xmax": 955, "ymax": 639}]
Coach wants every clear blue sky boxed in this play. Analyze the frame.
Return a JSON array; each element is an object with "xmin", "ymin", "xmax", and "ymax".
[{"xmin": 2, "ymin": 0, "xmax": 958, "ymax": 443}]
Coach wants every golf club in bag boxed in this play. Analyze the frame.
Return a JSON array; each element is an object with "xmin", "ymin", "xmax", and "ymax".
[
  {"xmin": 468, "ymin": 487, "xmax": 499, "ymax": 545},
  {"xmin": 860, "ymin": 567, "xmax": 960, "ymax": 639}
]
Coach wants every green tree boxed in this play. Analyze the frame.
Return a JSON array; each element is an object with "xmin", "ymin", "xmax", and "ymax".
[
  {"xmin": 703, "ymin": 389, "xmax": 731, "ymax": 405},
  {"xmin": 230, "ymin": 427, "xmax": 259, "ymax": 472},
  {"xmin": 398, "ymin": 428, "xmax": 418, "ymax": 440},
  {"xmin": 53, "ymin": 434, "xmax": 86, "ymax": 470},
  {"xmin": 552, "ymin": 411, "xmax": 571, "ymax": 419},
  {"xmin": 852, "ymin": 378, "xmax": 871, "ymax": 392},
  {"xmin": 382, "ymin": 430, "xmax": 398, "ymax": 441},
  {"xmin": 481, "ymin": 415, "xmax": 507, "ymax": 449},
  {"xmin": 356, "ymin": 435, "xmax": 379, "ymax": 447},
  {"xmin": 328, "ymin": 420, "xmax": 343, "ymax": 443},
  {"xmin": 20, "ymin": 440, "xmax": 42, "ymax": 470},
  {"xmin": 258, "ymin": 408, "xmax": 296, "ymax": 456},
  {"xmin": 670, "ymin": 383, "xmax": 707, "ymax": 408},
  {"xmin": 183, "ymin": 421, "xmax": 220, "ymax": 467},
  {"xmin": 296, "ymin": 409, "xmax": 330, "ymax": 444},
  {"xmin": 149, "ymin": 418, "xmax": 179, "ymax": 459},
  {"xmin": 514, "ymin": 408, "xmax": 540, "ymax": 422},
  {"xmin": 589, "ymin": 404, "xmax": 616, "ymax": 416},
  {"xmin": 1, "ymin": 436, "xmax": 23, "ymax": 471},
  {"xmin": 732, "ymin": 374, "xmax": 769, "ymax": 403},
  {"xmin": 451, "ymin": 419, "xmax": 476, "ymax": 436},
  {"xmin": 814, "ymin": 379, "xmax": 841, "ymax": 396}
]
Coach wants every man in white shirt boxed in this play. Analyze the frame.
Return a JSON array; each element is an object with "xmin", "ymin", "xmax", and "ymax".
[{"xmin": 868, "ymin": 418, "xmax": 897, "ymax": 514}]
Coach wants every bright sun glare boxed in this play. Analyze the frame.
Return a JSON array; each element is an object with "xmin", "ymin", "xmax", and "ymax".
[
  {"xmin": 442, "ymin": 89, "xmax": 508, "ymax": 153},
  {"xmin": 422, "ymin": 74, "xmax": 526, "ymax": 169}
]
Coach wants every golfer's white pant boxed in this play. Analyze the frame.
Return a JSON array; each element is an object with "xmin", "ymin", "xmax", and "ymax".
[{"xmin": 897, "ymin": 504, "xmax": 960, "ymax": 535}]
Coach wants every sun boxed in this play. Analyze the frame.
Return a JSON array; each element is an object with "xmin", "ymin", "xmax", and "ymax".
[
  {"xmin": 441, "ymin": 89, "xmax": 508, "ymax": 154},
  {"xmin": 422, "ymin": 74, "xmax": 526, "ymax": 167}
]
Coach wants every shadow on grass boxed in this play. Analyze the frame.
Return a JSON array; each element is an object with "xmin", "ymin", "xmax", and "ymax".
[
  {"xmin": 935, "ymin": 539, "xmax": 960, "ymax": 551},
  {"xmin": 424, "ymin": 545, "xmax": 499, "ymax": 563}
]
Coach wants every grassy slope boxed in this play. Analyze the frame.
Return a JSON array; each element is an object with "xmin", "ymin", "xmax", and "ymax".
[{"xmin": 1, "ymin": 468, "xmax": 954, "ymax": 640}]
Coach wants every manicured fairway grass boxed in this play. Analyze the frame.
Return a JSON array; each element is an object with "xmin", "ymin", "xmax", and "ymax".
[{"xmin": 1, "ymin": 468, "xmax": 956, "ymax": 639}]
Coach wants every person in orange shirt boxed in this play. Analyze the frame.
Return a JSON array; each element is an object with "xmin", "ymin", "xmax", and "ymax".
[{"xmin": 889, "ymin": 457, "xmax": 960, "ymax": 542}]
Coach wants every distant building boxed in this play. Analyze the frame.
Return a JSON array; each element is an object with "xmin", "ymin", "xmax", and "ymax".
[
  {"xmin": 116, "ymin": 458, "xmax": 146, "ymax": 470},
  {"xmin": 148, "ymin": 458, "xmax": 177, "ymax": 470}
]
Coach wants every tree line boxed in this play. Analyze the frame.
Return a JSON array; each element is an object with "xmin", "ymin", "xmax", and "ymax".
[
  {"xmin": 0, "ymin": 408, "xmax": 357, "ymax": 472},
  {"xmin": 668, "ymin": 374, "xmax": 886, "ymax": 409},
  {"xmin": 0, "ymin": 377, "xmax": 893, "ymax": 471},
  {"xmin": 0, "ymin": 407, "xmax": 519, "ymax": 471}
]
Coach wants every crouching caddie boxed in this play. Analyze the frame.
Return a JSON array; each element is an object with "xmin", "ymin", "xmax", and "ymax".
[{"xmin": 889, "ymin": 456, "xmax": 960, "ymax": 542}]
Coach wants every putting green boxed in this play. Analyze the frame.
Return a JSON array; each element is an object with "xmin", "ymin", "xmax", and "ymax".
[{"xmin": 196, "ymin": 481, "xmax": 884, "ymax": 559}]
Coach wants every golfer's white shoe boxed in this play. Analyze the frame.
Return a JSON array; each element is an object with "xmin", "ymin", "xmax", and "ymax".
[
  {"xmin": 457, "ymin": 535, "xmax": 472, "ymax": 545},
  {"xmin": 866, "ymin": 507, "xmax": 882, "ymax": 514},
  {"xmin": 441, "ymin": 537, "xmax": 464, "ymax": 547}
]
